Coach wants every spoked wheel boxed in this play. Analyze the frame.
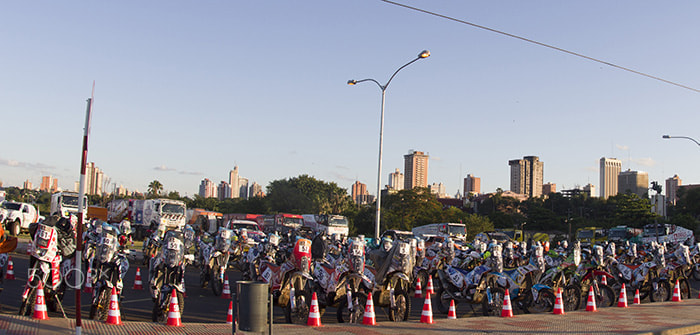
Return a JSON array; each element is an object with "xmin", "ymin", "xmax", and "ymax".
[
  {"xmin": 388, "ymin": 289, "xmax": 410, "ymax": 321},
  {"xmin": 526, "ymin": 288, "xmax": 555, "ymax": 314},
  {"xmin": 436, "ymin": 287, "xmax": 454, "ymax": 314},
  {"xmin": 89, "ymin": 287, "xmax": 111, "ymax": 320},
  {"xmin": 19, "ymin": 286, "xmax": 38, "ymax": 316},
  {"xmin": 678, "ymin": 279, "xmax": 691, "ymax": 299},
  {"xmin": 152, "ymin": 289, "xmax": 185, "ymax": 323},
  {"xmin": 595, "ymin": 284, "xmax": 616, "ymax": 308},
  {"xmin": 284, "ymin": 276, "xmax": 310, "ymax": 324},
  {"xmin": 336, "ymin": 292, "xmax": 367, "ymax": 323},
  {"xmin": 650, "ymin": 280, "xmax": 670, "ymax": 302},
  {"xmin": 562, "ymin": 285, "xmax": 581, "ymax": 311},
  {"xmin": 211, "ymin": 268, "xmax": 223, "ymax": 296},
  {"xmin": 482, "ymin": 287, "xmax": 505, "ymax": 316},
  {"xmin": 200, "ymin": 266, "xmax": 209, "ymax": 288}
]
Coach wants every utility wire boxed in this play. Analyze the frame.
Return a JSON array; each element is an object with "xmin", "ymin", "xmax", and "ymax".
[{"xmin": 381, "ymin": 0, "xmax": 700, "ymax": 94}]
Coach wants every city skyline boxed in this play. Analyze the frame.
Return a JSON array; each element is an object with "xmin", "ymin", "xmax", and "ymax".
[{"xmin": 2, "ymin": 2, "xmax": 700, "ymax": 198}]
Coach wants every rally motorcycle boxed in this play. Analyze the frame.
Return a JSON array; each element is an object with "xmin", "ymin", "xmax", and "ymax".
[
  {"xmin": 247, "ymin": 233, "xmax": 281, "ymax": 282},
  {"xmin": 150, "ymin": 230, "xmax": 188, "ymax": 322},
  {"xmin": 258, "ymin": 237, "xmax": 314, "ymax": 324},
  {"xmin": 89, "ymin": 224, "xmax": 130, "ymax": 320},
  {"xmin": 200, "ymin": 228, "xmax": 232, "ymax": 296},
  {"xmin": 19, "ymin": 217, "xmax": 76, "ymax": 316},
  {"xmin": 538, "ymin": 242, "xmax": 582, "ymax": 311},
  {"xmin": 368, "ymin": 238, "xmax": 415, "ymax": 321},
  {"xmin": 335, "ymin": 237, "xmax": 375, "ymax": 323}
]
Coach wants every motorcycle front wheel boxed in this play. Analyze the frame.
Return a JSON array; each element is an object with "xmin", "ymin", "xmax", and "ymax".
[
  {"xmin": 562, "ymin": 284, "xmax": 581, "ymax": 311},
  {"xmin": 152, "ymin": 289, "xmax": 185, "ymax": 323},
  {"xmin": 283, "ymin": 275, "xmax": 310, "ymax": 324},
  {"xmin": 336, "ymin": 291, "xmax": 367, "ymax": 323},
  {"xmin": 650, "ymin": 280, "xmax": 670, "ymax": 302},
  {"xmin": 89, "ymin": 286, "xmax": 111, "ymax": 321},
  {"xmin": 19, "ymin": 286, "xmax": 38, "ymax": 316},
  {"xmin": 388, "ymin": 288, "xmax": 410, "ymax": 322},
  {"xmin": 525, "ymin": 288, "xmax": 555, "ymax": 314},
  {"xmin": 211, "ymin": 267, "xmax": 223, "ymax": 296},
  {"xmin": 481, "ymin": 287, "xmax": 505, "ymax": 316}
]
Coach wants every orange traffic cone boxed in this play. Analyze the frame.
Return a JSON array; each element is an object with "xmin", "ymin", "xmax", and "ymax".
[
  {"xmin": 33, "ymin": 282, "xmax": 49, "ymax": 320},
  {"xmin": 447, "ymin": 299, "xmax": 457, "ymax": 319},
  {"xmin": 166, "ymin": 290, "xmax": 183, "ymax": 326},
  {"xmin": 226, "ymin": 301, "xmax": 233, "ymax": 325},
  {"xmin": 586, "ymin": 286, "xmax": 597, "ymax": 312},
  {"xmin": 601, "ymin": 275, "xmax": 607, "ymax": 286},
  {"xmin": 221, "ymin": 275, "xmax": 231, "ymax": 299},
  {"xmin": 414, "ymin": 277, "xmax": 423, "ymax": 298},
  {"xmin": 501, "ymin": 289, "xmax": 513, "ymax": 317},
  {"xmin": 84, "ymin": 265, "xmax": 93, "ymax": 294},
  {"xmin": 672, "ymin": 280, "xmax": 682, "ymax": 302},
  {"xmin": 5, "ymin": 256, "xmax": 15, "ymax": 280},
  {"xmin": 617, "ymin": 284, "xmax": 628, "ymax": 307},
  {"xmin": 106, "ymin": 286, "xmax": 122, "ymax": 325},
  {"xmin": 307, "ymin": 292, "xmax": 322, "ymax": 326},
  {"xmin": 420, "ymin": 292, "xmax": 433, "ymax": 324},
  {"xmin": 133, "ymin": 268, "xmax": 143, "ymax": 290},
  {"xmin": 362, "ymin": 293, "xmax": 376, "ymax": 325},
  {"xmin": 633, "ymin": 289, "xmax": 641, "ymax": 305},
  {"xmin": 553, "ymin": 287, "xmax": 565, "ymax": 315},
  {"xmin": 426, "ymin": 276, "xmax": 435, "ymax": 295}
]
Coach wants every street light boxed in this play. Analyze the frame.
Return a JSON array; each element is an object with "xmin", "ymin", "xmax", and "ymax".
[
  {"xmin": 662, "ymin": 134, "xmax": 700, "ymax": 147},
  {"xmin": 348, "ymin": 50, "xmax": 430, "ymax": 239}
]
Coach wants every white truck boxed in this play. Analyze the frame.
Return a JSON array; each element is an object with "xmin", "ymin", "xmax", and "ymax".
[
  {"xmin": 120, "ymin": 198, "xmax": 187, "ymax": 240},
  {"xmin": 302, "ymin": 214, "xmax": 349, "ymax": 237},
  {"xmin": 50, "ymin": 191, "xmax": 87, "ymax": 217},
  {"xmin": 412, "ymin": 222, "xmax": 468, "ymax": 241},
  {"xmin": 1, "ymin": 201, "xmax": 40, "ymax": 236},
  {"xmin": 640, "ymin": 223, "xmax": 695, "ymax": 245}
]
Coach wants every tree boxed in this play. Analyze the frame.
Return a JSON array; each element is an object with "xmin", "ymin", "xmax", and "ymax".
[{"xmin": 147, "ymin": 180, "xmax": 163, "ymax": 198}]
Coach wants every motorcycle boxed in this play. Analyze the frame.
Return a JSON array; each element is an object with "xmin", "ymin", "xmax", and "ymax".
[
  {"xmin": 150, "ymin": 230, "xmax": 188, "ymax": 322},
  {"xmin": 368, "ymin": 238, "xmax": 415, "ymax": 321},
  {"xmin": 89, "ymin": 224, "xmax": 130, "ymax": 320},
  {"xmin": 200, "ymin": 228, "xmax": 233, "ymax": 296},
  {"xmin": 335, "ymin": 237, "xmax": 375, "ymax": 323}
]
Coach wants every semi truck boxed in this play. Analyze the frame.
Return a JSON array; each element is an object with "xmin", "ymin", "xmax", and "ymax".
[
  {"xmin": 412, "ymin": 222, "xmax": 467, "ymax": 241},
  {"xmin": 302, "ymin": 214, "xmax": 350, "ymax": 237},
  {"xmin": 50, "ymin": 191, "xmax": 87, "ymax": 217},
  {"xmin": 107, "ymin": 198, "xmax": 187, "ymax": 240}
]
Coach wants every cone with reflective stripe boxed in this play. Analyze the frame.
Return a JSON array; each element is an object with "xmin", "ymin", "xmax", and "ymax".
[
  {"xmin": 221, "ymin": 275, "xmax": 231, "ymax": 299},
  {"xmin": 226, "ymin": 301, "xmax": 233, "ymax": 324},
  {"xmin": 585, "ymin": 286, "xmax": 597, "ymax": 312},
  {"xmin": 166, "ymin": 290, "xmax": 183, "ymax": 326},
  {"xmin": 633, "ymin": 289, "xmax": 641, "ymax": 305},
  {"xmin": 133, "ymin": 268, "xmax": 143, "ymax": 290},
  {"xmin": 501, "ymin": 289, "xmax": 513, "ymax": 317},
  {"xmin": 447, "ymin": 299, "xmax": 457, "ymax": 319},
  {"xmin": 414, "ymin": 277, "xmax": 423, "ymax": 298},
  {"xmin": 5, "ymin": 256, "xmax": 15, "ymax": 280},
  {"xmin": 33, "ymin": 282, "xmax": 49, "ymax": 320},
  {"xmin": 362, "ymin": 292, "xmax": 376, "ymax": 325},
  {"xmin": 601, "ymin": 275, "xmax": 607, "ymax": 286},
  {"xmin": 617, "ymin": 284, "xmax": 628, "ymax": 307},
  {"xmin": 553, "ymin": 287, "xmax": 565, "ymax": 315},
  {"xmin": 84, "ymin": 264, "xmax": 93, "ymax": 294},
  {"xmin": 106, "ymin": 286, "xmax": 122, "ymax": 325},
  {"xmin": 307, "ymin": 292, "xmax": 322, "ymax": 326},
  {"xmin": 420, "ymin": 292, "xmax": 433, "ymax": 324},
  {"xmin": 426, "ymin": 275, "xmax": 435, "ymax": 295},
  {"xmin": 672, "ymin": 280, "xmax": 682, "ymax": 302}
]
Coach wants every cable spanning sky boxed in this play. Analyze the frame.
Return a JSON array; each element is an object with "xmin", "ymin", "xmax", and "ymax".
[{"xmin": 2, "ymin": 1, "xmax": 699, "ymax": 197}]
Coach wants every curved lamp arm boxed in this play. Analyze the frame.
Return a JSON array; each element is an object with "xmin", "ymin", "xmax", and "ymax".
[{"xmin": 662, "ymin": 134, "xmax": 700, "ymax": 147}]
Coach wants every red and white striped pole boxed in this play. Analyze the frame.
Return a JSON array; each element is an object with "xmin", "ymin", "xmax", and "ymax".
[{"xmin": 75, "ymin": 82, "xmax": 94, "ymax": 335}]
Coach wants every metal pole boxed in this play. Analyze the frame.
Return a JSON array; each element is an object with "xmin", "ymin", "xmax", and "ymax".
[
  {"xmin": 375, "ymin": 88, "xmax": 386, "ymax": 240},
  {"xmin": 75, "ymin": 83, "xmax": 94, "ymax": 335}
]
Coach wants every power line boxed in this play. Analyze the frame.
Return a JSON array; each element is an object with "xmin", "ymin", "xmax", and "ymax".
[{"xmin": 381, "ymin": 0, "xmax": 700, "ymax": 94}]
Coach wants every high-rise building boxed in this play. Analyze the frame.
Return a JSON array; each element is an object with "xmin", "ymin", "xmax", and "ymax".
[
  {"xmin": 404, "ymin": 150, "xmax": 429, "ymax": 190},
  {"xmin": 229, "ymin": 167, "xmax": 240, "ymax": 199},
  {"xmin": 199, "ymin": 178, "xmax": 217, "ymax": 198},
  {"xmin": 583, "ymin": 183, "xmax": 596, "ymax": 197},
  {"xmin": 429, "ymin": 182, "xmax": 447, "ymax": 198},
  {"xmin": 509, "ymin": 156, "xmax": 544, "ymax": 198},
  {"xmin": 352, "ymin": 181, "xmax": 372, "ymax": 205},
  {"xmin": 23, "ymin": 179, "xmax": 33, "ymax": 190},
  {"xmin": 249, "ymin": 182, "xmax": 264, "ymax": 198},
  {"xmin": 217, "ymin": 181, "xmax": 231, "ymax": 200},
  {"xmin": 666, "ymin": 174, "xmax": 681, "ymax": 205},
  {"xmin": 388, "ymin": 168, "xmax": 404, "ymax": 191},
  {"xmin": 542, "ymin": 182, "xmax": 556, "ymax": 196},
  {"xmin": 599, "ymin": 157, "xmax": 622, "ymax": 199},
  {"xmin": 238, "ymin": 177, "xmax": 249, "ymax": 200},
  {"xmin": 40, "ymin": 176, "xmax": 58, "ymax": 193},
  {"xmin": 85, "ymin": 162, "xmax": 104, "ymax": 195},
  {"xmin": 618, "ymin": 169, "xmax": 649, "ymax": 198},
  {"xmin": 463, "ymin": 174, "xmax": 481, "ymax": 197}
]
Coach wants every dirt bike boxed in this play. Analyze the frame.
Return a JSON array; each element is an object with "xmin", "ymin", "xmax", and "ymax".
[
  {"xmin": 89, "ymin": 224, "xmax": 129, "ymax": 320},
  {"xmin": 369, "ymin": 239, "xmax": 414, "ymax": 321},
  {"xmin": 200, "ymin": 228, "xmax": 232, "ymax": 296},
  {"xmin": 333, "ymin": 238, "xmax": 375, "ymax": 323},
  {"xmin": 150, "ymin": 231, "xmax": 188, "ymax": 323}
]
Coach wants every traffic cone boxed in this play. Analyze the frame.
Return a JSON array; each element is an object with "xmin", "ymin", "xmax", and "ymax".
[
  {"xmin": 221, "ymin": 275, "xmax": 231, "ymax": 299},
  {"xmin": 553, "ymin": 287, "xmax": 565, "ymax": 315},
  {"xmin": 601, "ymin": 275, "xmax": 608, "ymax": 286},
  {"xmin": 420, "ymin": 292, "xmax": 433, "ymax": 324},
  {"xmin": 307, "ymin": 292, "xmax": 322, "ymax": 326},
  {"xmin": 5, "ymin": 256, "xmax": 15, "ymax": 280},
  {"xmin": 414, "ymin": 277, "xmax": 423, "ymax": 298},
  {"xmin": 586, "ymin": 286, "xmax": 597, "ymax": 312},
  {"xmin": 501, "ymin": 289, "xmax": 513, "ymax": 317},
  {"xmin": 362, "ymin": 293, "xmax": 376, "ymax": 325},
  {"xmin": 106, "ymin": 286, "xmax": 122, "ymax": 325},
  {"xmin": 33, "ymin": 282, "xmax": 49, "ymax": 320},
  {"xmin": 426, "ymin": 276, "xmax": 435, "ymax": 295},
  {"xmin": 447, "ymin": 299, "xmax": 457, "ymax": 319},
  {"xmin": 633, "ymin": 289, "xmax": 641, "ymax": 305},
  {"xmin": 618, "ymin": 284, "xmax": 628, "ymax": 307},
  {"xmin": 226, "ymin": 301, "xmax": 233, "ymax": 325},
  {"xmin": 133, "ymin": 268, "xmax": 143, "ymax": 290},
  {"xmin": 672, "ymin": 280, "xmax": 682, "ymax": 302},
  {"xmin": 166, "ymin": 290, "xmax": 183, "ymax": 326},
  {"xmin": 84, "ymin": 265, "xmax": 93, "ymax": 294}
]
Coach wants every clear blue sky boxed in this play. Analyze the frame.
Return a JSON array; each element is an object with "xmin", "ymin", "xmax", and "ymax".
[{"xmin": 2, "ymin": 1, "xmax": 700, "ymax": 198}]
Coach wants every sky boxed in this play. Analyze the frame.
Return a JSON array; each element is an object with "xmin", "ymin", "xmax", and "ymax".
[{"xmin": 2, "ymin": 1, "xmax": 700, "ymax": 198}]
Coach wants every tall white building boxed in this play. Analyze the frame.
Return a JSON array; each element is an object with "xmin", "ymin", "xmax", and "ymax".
[
  {"xmin": 429, "ymin": 182, "xmax": 447, "ymax": 198},
  {"xmin": 229, "ymin": 166, "xmax": 240, "ymax": 199},
  {"xmin": 509, "ymin": 156, "xmax": 544, "ymax": 198},
  {"xmin": 388, "ymin": 168, "xmax": 404, "ymax": 191},
  {"xmin": 599, "ymin": 157, "xmax": 622, "ymax": 199},
  {"xmin": 238, "ymin": 177, "xmax": 249, "ymax": 199},
  {"xmin": 199, "ymin": 178, "xmax": 217, "ymax": 198}
]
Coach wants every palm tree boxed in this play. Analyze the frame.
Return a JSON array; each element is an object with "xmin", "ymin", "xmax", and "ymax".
[{"xmin": 148, "ymin": 180, "xmax": 163, "ymax": 197}]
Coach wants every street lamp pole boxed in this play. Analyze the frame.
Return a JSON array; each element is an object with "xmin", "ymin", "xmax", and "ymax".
[
  {"xmin": 348, "ymin": 50, "xmax": 430, "ymax": 239},
  {"xmin": 662, "ymin": 134, "xmax": 700, "ymax": 147}
]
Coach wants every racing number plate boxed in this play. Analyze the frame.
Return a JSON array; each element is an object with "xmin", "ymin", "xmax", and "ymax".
[
  {"xmin": 351, "ymin": 246, "xmax": 363, "ymax": 256},
  {"xmin": 298, "ymin": 240, "xmax": 310, "ymax": 253},
  {"xmin": 167, "ymin": 241, "xmax": 178, "ymax": 249},
  {"xmin": 38, "ymin": 227, "xmax": 51, "ymax": 241},
  {"xmin": 262, "ymin": 267, "xmax": 272, "ymax": 283}
]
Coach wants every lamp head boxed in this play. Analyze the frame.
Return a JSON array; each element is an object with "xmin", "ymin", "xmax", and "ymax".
[
  {"xmin": 418, "ymin": 50, "xmax": 430, "ymax": 59},
  {"xmin": 347, "ymin": 80, "xmax": 357, "ymax": 85},
  {"xmin": 662, "ymin": 135, "xmax": 670, "ymax": 139}
]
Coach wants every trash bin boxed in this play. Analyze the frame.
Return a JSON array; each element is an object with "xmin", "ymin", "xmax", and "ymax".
[{"xmin": 237, "ymin": 281, "xmax": 269, "ymax": 333}]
